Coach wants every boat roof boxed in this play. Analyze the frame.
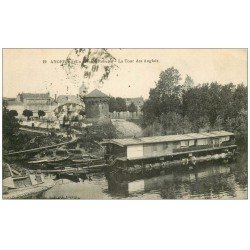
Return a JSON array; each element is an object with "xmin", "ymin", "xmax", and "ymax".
[{"xmin": 101, "ymin": 130, "xmax": 234, "ymax": 147}]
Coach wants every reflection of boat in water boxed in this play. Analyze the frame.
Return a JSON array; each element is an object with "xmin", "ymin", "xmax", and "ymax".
[
  {"xmin": 3, "ymin": 163, "xmax": 55, "ymax": 199},
  {"xmin": 101, "ymin": 131, "xmax": 237, "ymax": 175},
  {"xmin": 55, "ymin": 172, "xmax": 88, "ymax": 183},
  {"xmin": 106, "ymin": 164, "xmax": 233, "ymax": 198}
]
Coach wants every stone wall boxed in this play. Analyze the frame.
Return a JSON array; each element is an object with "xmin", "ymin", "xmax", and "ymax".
[{"xmin": 84, "ymin": 98, "xmax": 109, "ymax": 119}]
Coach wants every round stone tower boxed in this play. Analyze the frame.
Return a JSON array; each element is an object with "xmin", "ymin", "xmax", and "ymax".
[{"xmin": 83, "ymin": 89, "xmax": 110, "ymax": 119}]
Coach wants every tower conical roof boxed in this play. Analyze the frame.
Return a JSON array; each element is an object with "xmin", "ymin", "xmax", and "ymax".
[{"xmin": 85, "ymin": 89, "xmax": 109, "ymax": 98}]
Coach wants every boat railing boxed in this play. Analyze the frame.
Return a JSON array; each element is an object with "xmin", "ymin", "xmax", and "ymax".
[
  {"xmin": 221, "ymin": 141, "xmax": 235, "ymax": 146},
  {"xmin": 173, "ymin": 142, "xmax": 235, "ymax": 153}
]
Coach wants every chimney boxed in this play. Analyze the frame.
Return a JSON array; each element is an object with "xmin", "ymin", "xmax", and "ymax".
[{"xmin": 55, "ymin": 94, "xmax": 57, "ymax": 101}]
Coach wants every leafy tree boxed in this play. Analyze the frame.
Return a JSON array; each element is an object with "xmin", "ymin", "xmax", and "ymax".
[
  {"xmin": 141, "ymin": 100, "xmax": 158, "ymax": 127},
  {"xmin": 127, "ymin": 102, "xmax": 137, "ymax": 113},
  {"xmin": 234, "ymin": 109, "xmax": 248, "ymax": 144},
  {"xmin": 140, "ymin": 67, "xmax": 247, "ymax": 145},
  {"xmin": 143, "ymin": 121, "xmax": 163, "ymax": 137},
  {"xmin": 194, "ymin": 116, "xmax": 211, "ymax": 132},
  {"xmin": 38, "ymin": 110, "xmax": 46, "ymax": 119},
  {"xmin": 108, "ymin": 97, "xmax": 118, "ymax": 112},
  {"xmin": 225, "ymin": 109, "xmax": 247, "ymax": 144},
  {"xmin": 160, "ymin": 112, "xmax": 192, "ymax": 135},
  {"xmin": 22, "ymin": 109, "xmax": 33, "ymax": 120},
  {"xmin": 3, "ymin": 101, "xmax": 20, "ymax": 149},
  {"xmin": 213, "ymin": 116, "xmax": 223, "ymax": 131},
  {"xmin": 183, "ymin": 75, "xmax": 194, "ymax": 91},
  {"xmin": 231, "ymin": 84, "xmax": 248, "ymax": 117},
  {"xmin": 142, "ymin": 67, "xmax": 182, "ymax": 127},
  {"xmin": 156, "ymin": 67, "xmax": 182, "ymax": 95},
  {"xmin": 9, "ymin": 110, "xmax": 18, "ymax": 117},
  {"xmin": 115, "ymin": 97, "xmax": 127, "ymax": 112}
]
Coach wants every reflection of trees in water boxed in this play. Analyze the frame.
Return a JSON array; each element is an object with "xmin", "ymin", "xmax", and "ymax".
[
  {"xmin": 230, "ymin": 150, "xmax": 248, "ymax": 189},
  {"xmin": 160, "ymin": 182, "xmax": 177, "ymax": 199},
  {"xmin": 188, "ymin": 172, "xmax": 236, "ymax": 199},
  {"xmin": 160, "ymin": 167, "xmax": 239, "ymax": 199},
  {"xmin": 107, "ymin": 160, "xmax": 247, "ymax": 199}
]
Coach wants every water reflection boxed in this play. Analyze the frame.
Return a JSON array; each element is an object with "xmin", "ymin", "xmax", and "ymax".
[
  {"xmin": 42, "ymin": 152, "xmax": 247, "ymax": 199},
  {"xmin": 107, "ymin": 165, "xmax": 236, "ymax": 199}
]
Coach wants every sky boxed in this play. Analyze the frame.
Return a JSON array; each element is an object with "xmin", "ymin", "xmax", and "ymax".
[{"xmin": 3, "ymin": 48, "xmax": 247, "ymax": 99}]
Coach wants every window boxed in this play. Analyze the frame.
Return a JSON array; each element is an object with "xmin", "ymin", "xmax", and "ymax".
[
  {"xmin": 163, "ymin": 143, "xmax": 168, "ymax": 150},
  {"xmin": 153, "ymin": 144, "xmax": 157, "ymax": 151},
  {"xmin": 180, "ymin": 141, "xmax": 189, "ymax": 147}
]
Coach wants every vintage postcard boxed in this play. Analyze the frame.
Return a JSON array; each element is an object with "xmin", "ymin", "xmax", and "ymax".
[{"xmin": 2, "ymin": 48, "xmax": 248, "ymax": 199}]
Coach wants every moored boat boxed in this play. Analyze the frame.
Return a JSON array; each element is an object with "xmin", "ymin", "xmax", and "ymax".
[
  {"xmin": 101, "ymin": 131, "xmax": 237, "ymax": 174},
  {"xmin": 2, "ymin": 163, "xmax": 55, "ymax": 199},
  {"xmin": 47, "ymin": 156, "xmax": 69, "ymax": 163},
  {"xmin": 46, "ymin": 156, "xmax": 70, "ymax": 167},
  {"xmin": 28, "ymin": 159, "xmax": 48, "ymax": 164}
]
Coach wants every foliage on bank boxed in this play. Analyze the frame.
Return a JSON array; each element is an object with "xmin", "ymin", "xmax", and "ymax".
[
  {"xmin": 77, "ymin": 122, "xmax": 118, "ymax": 155},
  {"xmin": 3, "ymin": 101, "xmax": 20, "ymax": 150},
  {"xmin": 141, "ymin": 67, "xmax": 247, "ymax": 144}
]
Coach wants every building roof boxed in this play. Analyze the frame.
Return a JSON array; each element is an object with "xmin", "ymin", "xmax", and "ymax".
[
  {"xmin": 57, "ymin": 95, "xmax": 80, "ymax": 103},
  {"xmin": 210, "ymin": 131, "xmax": 234, "ymax": 137},
  {"xmin": 7, "ymin": 100, "xmax": 23, "ymax": 106},
  {"xmin": 19, "ymin": 93, "xmax": 50, "ymax": 99},
  {"xmin": 102, "ymin": 131, "xmax": 234, "ymax": 147},
  {"xmin": 85, "ymin": 89, "xmax": 109, "ymax": 98},
  {"xmin": 3, "ymin": 97, "xmax": 16, "ymax": 101}
]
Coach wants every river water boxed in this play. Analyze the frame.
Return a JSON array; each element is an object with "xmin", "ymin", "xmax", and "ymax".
[{"xmin": 40, "ymin": 151, "xmax": 248, "ymax": 200}]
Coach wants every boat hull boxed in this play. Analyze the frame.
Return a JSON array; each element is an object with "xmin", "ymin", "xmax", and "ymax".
[{"xmin": 105, "ymin": 145, "xmax": 238, "ymax": 179}]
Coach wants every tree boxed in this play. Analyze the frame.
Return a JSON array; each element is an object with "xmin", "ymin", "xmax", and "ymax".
[
  {"xmin": 38, "ymin": 110, "xmax": 46, "ymax": 119},
  {"xmin": 3, "ymin": 101, "xmax": 20, "ymax": 148},
  {"xmin": 9, "ymin": 110, "xmax": 18, "ymax": 117},
  {"xmin": 213, "ymin": 116, "xmax": 223, "ymax": 131},
  {"xmin": 231, "ymin": 84, "xmax": 247, "ymax": 118},
  {"xmin": 142, "ymin": 67, "xmax": 182, "ymax": 127},
  {"xmin": 108, "ymin": 97, "xmax": 118, "ymax": 112},
  {"xmin": 141, "ymin": 68, "xmax": 247, "ymax": 145},
  {"xmin": 143, "ymin": 121, "xmax": 163, "ymax": 137},
  {"xmin": 195, "ymin": 116, "xmax": 211, "ymax": 132},
  {"xmin": 156, "ymin": 67, "xmax": 182, "ymax": 95},
  {"xmin": 115, "ymin": 97, "xmax": 127, "ymax": 112},
  {"xmin": 22, "ymin": 109, "xmax": 33, "ymax": 120},
  {"xmin": 183, "ymin": 75, "xmax": 194, "ymax": 91},
  {"xmin": 128, "ymin": 102, "xmax": 137, "ymax": 113},
  {"xmin": 225, "ymin": 109, "xmax": 247, "ymax": 144},
  {"xmin": 160, "ymin": 112, "xmax": 192, "ymax": 135}
]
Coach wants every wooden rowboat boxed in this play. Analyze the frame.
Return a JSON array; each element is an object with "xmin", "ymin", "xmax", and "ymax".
[{"xmin": 28, "ymin": 159, "xmax": 48, "ymax": 164}]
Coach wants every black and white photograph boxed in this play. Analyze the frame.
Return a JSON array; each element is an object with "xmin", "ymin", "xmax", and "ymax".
[
  {"xmin": 2, "ymin": 48, "xmax": 247, "ymax": 199},
  {"xmin": 0, "ymin": 1, "xmax": 249, "ymax": 250}
]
